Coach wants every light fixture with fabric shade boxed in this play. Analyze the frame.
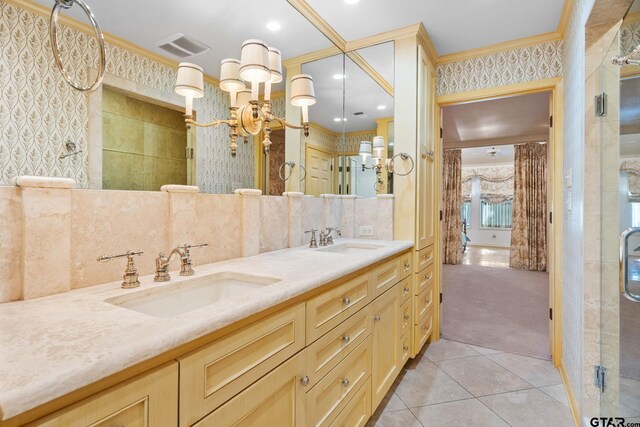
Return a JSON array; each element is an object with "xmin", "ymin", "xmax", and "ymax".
[
  {"xmin": 359, "ymin": 140, "xmax": 372, "ymax": 163},
  {"xmin": 291, "ymin": 74, "xmax": 316, "ymax": 123},
  {"xmin": 175, "ymin": 62, "xmax": 204, "ymax": 116},
  {"xmin": 219, "ymin": 58, "xmax": 245, "ymax": 108},
  {"xmin": 372, "ymin": 135, "xmax": 385, "ymax": 159}
]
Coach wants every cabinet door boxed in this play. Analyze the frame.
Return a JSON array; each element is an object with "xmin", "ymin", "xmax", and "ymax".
[
  {"xmin": 31, "ymin": 363, "xmax": 178, "ymax": 427},
  {"xmin": 371, "ymin": 285, "xmax": 401, "ymax": 409},
  {"xmin": 193, "ymin": 352, "xmax": 306, "ymax": 427},
  {"xmin": 329, "ymin": 378, "xmax": 371, "ymax": 427}
]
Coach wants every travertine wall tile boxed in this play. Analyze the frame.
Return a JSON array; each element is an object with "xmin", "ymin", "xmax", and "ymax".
[
  {"xmin": 259, "ymin": 196, "xmax": 289, "ymax": 253},
  {"xmin": 376, "ymin": 196, "xmax": 394, "ymax": 240},
  {"xmin": 354, "ymin": 198, "xmax": 377, "ymax": 239},
  {"xmin": 70, "ymin": 190, "xmax": 170, "ymax": 289},
  {"xmin": 301, "ymin": 197, "xmax": 324, "ymax": 237},
  {"xmin": 284, "ymin": 192, "xmax": 304, "ymax": 248},
  {"xmin": 235, "ymin": 190, "xmax": 261, "ymax": 257},
  {"xmin": 0, "ymin": 187, "xmax": 22, "ymax": 302},
  {"xmin": 340, "ymin": 196, "xmax": 357, "ymax": 238},
  {"xmin": 22, "ymin": 187, "xmax": 71, "ymax": 298},
  {"xmin": 196, "ymin": 194, "xmax": 242, "ymax": 265}
]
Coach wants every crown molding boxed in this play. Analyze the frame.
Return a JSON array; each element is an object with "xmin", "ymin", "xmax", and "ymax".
[
  {"xmin": 344, "ymin": 23, "xmax": 420, "ymax": 51},
  {"xmin": 286, "ymin": 0, "xmax": 346, "ymax": 50},
  {"xmin": 436, "ymin": 31, "xmax": 562, "ymax": 65},
  {"xmin": 557, "ymin": 0, "xmax": 574, "ymax": 37},
  {"xmin": 282, "ymin": 46, "xmax": 342, "ymax": 68},
  {"xmin": 624, "ymin": 10, "xmax": 640, "ymax": 24},
  {"xmin": 309, "ymin": 122, "xmax": 340, "ymax": 137},
  {"xmin": 416, "ymin": 24, "xmax": 439, "ymax": 65},
  {"xmin": 346, "ymin": 51, "xmax": 394, "ymax": 96},
  {"xmin": 443, "ymin": 133, "xmax": 549, "ymax": 149},
  {"xmin": 6, "ymin": 0, "xmax": 220, "ymax": 85}
]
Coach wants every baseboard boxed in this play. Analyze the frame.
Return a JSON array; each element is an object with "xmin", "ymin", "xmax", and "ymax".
[{"xmin": 559, "ymin": 360, "xmax": 581, "ymax": 427}]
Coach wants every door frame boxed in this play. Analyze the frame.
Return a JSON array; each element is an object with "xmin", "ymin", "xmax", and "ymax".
[{"xmin": 434, "ymin": 77, "xmax": 564, "ymax": 366}]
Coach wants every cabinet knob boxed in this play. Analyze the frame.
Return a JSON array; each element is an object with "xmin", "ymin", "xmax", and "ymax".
[
  {"xmin": 300, "ymin": 375, "xmax": 310, "ymax": 386},
  {"xmin": 404, "ymin": 261, "xmax": 410, "ymax": 272},
  {"xmin": 340, "ymin": 378, "xmax": 350, "ymax": 388},
  {"xmin": 342, "ymin": 335, "xmax": 351, "ymax": 344},
  {"xmin": 403, "ymin": 286, "xmax": 410, "ymax": 294},
  {"xmin": 373, "ymin": 315, "xmax": 381, "ymax": 321},
  {"xmin": 343, "ymin": 296, "xmax": 351, "ymax": 306},
  {"xmin": 403, "ymin": 345, "xmax": 409, "ymax": 353},
  {"xmin": 403, "ymin": 314, "xmax": 410, "ymax": 321}
]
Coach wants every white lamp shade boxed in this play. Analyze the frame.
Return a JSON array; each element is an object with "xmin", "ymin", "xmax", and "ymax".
[
  {"xmin": 236, "ymin": 89, "xmax": 252, "ymax": 107},
  {"xmin": 175, "ymin": 62, "xmax": 204, "ymax": 98},
  {"xmin": 220, "ymin": 59, "xmax": 245, "ymax": 93},
  {"xmin": 239, "ymin": 39, "xmax": 271, "ymax": 83},
  {"xmin": 359, "ymin": 141, "xmax": 372, "ymax": 158},
  {"xmin": 290, "ymin": 74, "xmax": 316, "ymax": 107},
  {"xmin": 269, "ymin": 47, "xmax": 283, "ymax": 83},
  {"xmin": 372, "ymin": 135, "xmax": 385, "ymax": 158}
]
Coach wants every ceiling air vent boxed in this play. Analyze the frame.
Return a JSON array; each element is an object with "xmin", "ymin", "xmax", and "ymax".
[
  {"xmin": 155, "ymin": 33, "xmax": 210, "ymax": 58},
  {"xmin": 353, "ymin": 112, "xmax": 368, "ymax": 118}
]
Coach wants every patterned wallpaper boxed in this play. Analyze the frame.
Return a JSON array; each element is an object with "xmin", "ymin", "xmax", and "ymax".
[
  {"xmin": 307, "ymin": 125, "xmax": 338, "ymax": 152},
  {"xmin": 621, "ymin": 20, "xmax": 640, "ymax": 56},
  {"xmin": 0, "ymin": 1, "xmax": 253, "ymax": 193},
  {"xmin": 435, "ymin": 40, "xmax": 564, "ymax": 96},
  {"xmin": 342, "ymin": 132, "xmax": 377, "ymax": 154}
]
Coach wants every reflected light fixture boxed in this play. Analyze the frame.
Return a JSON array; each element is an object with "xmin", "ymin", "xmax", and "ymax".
[
  {"xmin": 376, "ymin": 105, "xmax": 386, "ymax": 110},
  {"xmin": 266, "ymin": 21, "xmax": 281, "ymax": 31},
  {"xmin": 360, "ymin": 135, "xmax": 414, "ymax": 177},
  {"xmin": 175, "ymin": 39, "xmax": 315, "ymax": 157},
  {"xmin": 333, "ymin": 73, "xmax": 345, "ymax": 79}
]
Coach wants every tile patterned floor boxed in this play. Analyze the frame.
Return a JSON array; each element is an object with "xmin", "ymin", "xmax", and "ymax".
[{"xmin": 366, "ymin": 339, "xmax": 575, "ymax": 427}]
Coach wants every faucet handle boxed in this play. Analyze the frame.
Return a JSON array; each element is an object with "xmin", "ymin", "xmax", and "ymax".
[
  {"xmin": 180, "ymin": 243, "xmax": 208, "ymax": 250},
  {"xmin": 177, "ymin": 243, "xmax": 208, "ymax": 276},
  {"xmin": 96, "ymin": 250, "xmax": 143, "ymax": 289},
  {"xmin": 305, "ymin": 229, "xmax": 319, "ymax": 248}
]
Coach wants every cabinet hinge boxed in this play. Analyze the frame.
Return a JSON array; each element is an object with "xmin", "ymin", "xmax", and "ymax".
[
  {"xmin": 440, "ymin": 292, "xmax": 443, "ymax": 304},
  {"xmin": 439, "ymin": 210, "xmax": 443, "ymax": 221},
  {"xmin": 549, "ymin": 308, "xmax": 553, "ymax": 320},
  {"xmin": 595, "ymin": 93, "xmax": 607, "ymax": 117},
  {"xmin": 549, "ymin": 115, "xmax": 553, "ymax": 128},
  {"xmin": 185, "ymin": 147, "xmax": 194, "ymax": 159},
  {"xmin": 594, "ymin": 365, "xmax": 606, "ymax": 393},
  {"xmin": 330, "ymin": 164, "xmax": 333, "ymax": 171},
  {"xmin": 439, "ymin": 127, "xmax": 443, "ymax": 139},
  {"xmin": 549, "ymin": 212, "xmax": 553, "ymax": 224}
]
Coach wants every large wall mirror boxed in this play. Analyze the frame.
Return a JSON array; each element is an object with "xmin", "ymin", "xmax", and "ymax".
[{"xmin": 2, "ymin": 0, "xmax": 337, "ymax": 193}]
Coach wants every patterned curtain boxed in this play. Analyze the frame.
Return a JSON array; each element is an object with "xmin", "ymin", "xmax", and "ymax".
[
  {"xmin": 510, "ymin": 143, "xmax": 547, "ymax": 271},
  {"xmin": 443, "ymin": 149, "xmax": 462, "ymax": 264}
]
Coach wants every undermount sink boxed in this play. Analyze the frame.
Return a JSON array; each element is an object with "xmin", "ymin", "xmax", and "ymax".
[
  {"xmin": 105, "ymin": 272, "xmax": 280, "ymax": 317},
  {"xmin": 316, "ymin": 243, "xmax": 384, "ymax": 254}
]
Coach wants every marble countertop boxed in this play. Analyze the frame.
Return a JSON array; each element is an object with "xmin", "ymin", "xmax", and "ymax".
[{"xmin": 0, "ymin": 238, "xmax": 413, "ymax": 421}]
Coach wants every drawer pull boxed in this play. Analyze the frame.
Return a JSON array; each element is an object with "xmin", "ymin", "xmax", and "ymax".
[
  {"xmin": 403, "ymin": 345, "xmax": 409, "ymax": 353},
  {"xmin": 404, "ymin": 261, "xmax": 410, "ymax": 272},
  {"xmin": 403, "ymin": 314, "xmax": 410, "ymax": 321},
  {"xmin": 403, "ymin": 286, "xmax": 410, "ymax": 294},
  {"xmin": 300, "ymin": 375, "xmax": 310, "ymax": 386},
  {"xmin": 373, "ymin": 315, "xmax": 381, "ymax": 321},
  {"xmin": 423, "ymin": 325, "xmax": 430, "ymax": 330},
  {"xmin": 343, "ymin": 296, "xmax": 351, "ymax": 306},
  {"xmin": 342, "ymin": 335, "xmax": 351, "ymax": 344},
  {"xmin": 340, "ymin": 378, "xmax": 350, "ymax": 388}
]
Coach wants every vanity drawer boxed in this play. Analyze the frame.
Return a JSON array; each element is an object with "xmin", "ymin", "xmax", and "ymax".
[
  {"xmin": 400, "ymin": 332, "xmax": 411, "ymax": 366},
  {"xmin": 305, "ymin": 305, "xmax": 372, "ymax": 389},
  {"xmin": 371, "ymin": 256, "xmax": 402, "ymax": 298},
  {"xmin": 399, "ymin": 251, "xmax": 412, "ymax": 280},
  {"xmin": 306, "ymin": 336, "xmax": 372, "ymax": 427},
  {"xmin": 307, "ymin": 273, "xmax": 371, "ymax": 344},
  {"xmin": 415, "ymin": 263, "xmax": 434, "ymax": 295},
  {"xmin": 414, "ymin": 282, "xmax": 434, "ymax": 322},
  {"xmin": 398, "ymin": 276, "xmax": 412, "ymax": 305},
  {"xmin": 415, "ymin": 245, "xmax": 434, "ymax": 272},
  {"xmin": 400, "ymin": 298, "xmax": 412, "ymax": 336},
  {"xmin": 31, "ymin": 363, "xmax": 178, "ymax": 427},
  {"xmin": 179, "ymin": 303, "xmax": 305, "ymax": 427},
  {"xmin": 414, "ymin": 307, "xmax": 433, "ymax": 352},
  {"xmin": 329, "ymin": 378, "xmax": 371, "ymax": 427}
]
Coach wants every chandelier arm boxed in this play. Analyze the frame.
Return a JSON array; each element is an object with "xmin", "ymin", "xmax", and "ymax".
[
  {"xmin": 185, "ymin": 118, "xmax": 234, "ymax": 128},
  {"xmin": 272, "ymin": 116, "xmax": 305, "ymax": 130}
]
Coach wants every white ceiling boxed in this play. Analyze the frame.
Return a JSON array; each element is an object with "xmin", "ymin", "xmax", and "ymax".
[
  {"xmin": 303, "ymin": 50, "xmax": 394, "ymax": 133},
  {"xmin": 443, "ymin": 92, "xmax": 550, "ymax": 145},
  {"xmin": 462, "ymin": 145, "xmax": 515, "ymax": 166},
  {"xmin": 35, "ymin": 0, "xmax": 334, "ymax": 89},
  {"xmin": 305, "ymin": 0, "xmax": 565, "ymax": 56}
]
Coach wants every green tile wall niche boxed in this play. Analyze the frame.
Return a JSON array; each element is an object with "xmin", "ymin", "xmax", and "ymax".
[{"xmin": 102, "ymin": 88, "xmax": 188, "ymax": 191}]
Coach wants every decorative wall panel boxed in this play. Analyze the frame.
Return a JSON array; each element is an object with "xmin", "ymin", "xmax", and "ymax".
[{"xmin": 435, "ymin": 40, "xmax": 563, "ymax": 96}]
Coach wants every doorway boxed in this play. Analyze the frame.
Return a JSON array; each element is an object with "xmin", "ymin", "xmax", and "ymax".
[
  {"xmin": 306, "ymin": 145, "xmax": 333, "ymax": 196},
  {"xmin": 439, "ymin": 91, "xmax": 554, "ymax": 360}
]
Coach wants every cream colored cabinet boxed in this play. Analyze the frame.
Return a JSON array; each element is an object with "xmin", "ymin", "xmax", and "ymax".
[
  {"xmin": 414, "ymin": 307, "xmax": 433, "ymax": 351},
  {"xmin": 371, "ymin": 258, "xmax": 402, "ymax": 298},
  {"xmin": 178, "ymin": 303, "xmax": 305, "ymax": 427},
  {"xmin": 193, "ymin": 352, "xmax": 306, "ymax": 427},
  {"xmin": 30, "ymin": 363, "xmax": 178, "ymax": 427},
  {"xmin": 371, "ymin": 284, "xmax": 401, "ymax": 408},
  {"xmin": 329, "ymin": 378, "xmax": 371, "ymax": 427},
  {"xmin": 415, "ymin": 262, "xmax": 434, "ymax": 295}
]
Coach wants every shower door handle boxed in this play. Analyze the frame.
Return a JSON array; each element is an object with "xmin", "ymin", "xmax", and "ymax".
[{"xmin": 620, "ymin": 227, "xmax": 640, "ymax": 302}]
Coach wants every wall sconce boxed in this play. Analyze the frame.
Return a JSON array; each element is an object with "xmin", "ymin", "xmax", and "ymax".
[
  {"xmin": 359, "ymin": 136, "xmax": 414, "ymax": 176},
  {"xmin": 174, "ymin": 39, "xmax": 315, "ymax": 157}
]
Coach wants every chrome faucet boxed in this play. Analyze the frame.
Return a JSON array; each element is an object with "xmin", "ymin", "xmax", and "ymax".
[
  {"xmin": 305, "ymin": 229, "xmax": 318, "ymax": 248},
  {"xmin": 97, "ymin": 250, "xmax": 144, "ymax": 289},
  {"xmin": 320, "ymin": 227, "xmax": 341, "ymax": 246},
  {"xmin": 154, "ymin": 243, "xmax": 208, "ymax": 282}
]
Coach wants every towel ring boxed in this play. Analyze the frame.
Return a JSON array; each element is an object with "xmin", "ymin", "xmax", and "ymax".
[
  {"xmin": 278, "ymin": 161, "xmax": 306, "ymax": 182},
  {"xmin": 50, "ymin": 0, "xmax": 106, "ymax": 92},
  {"xmin": 388, "ymin": 153, "xmax": 415, "ymax": 176}
]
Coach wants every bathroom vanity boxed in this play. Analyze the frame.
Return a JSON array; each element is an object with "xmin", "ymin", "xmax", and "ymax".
[{"xmin": 0, "ymin": 239, "xmax": 436, "ymax": 426}]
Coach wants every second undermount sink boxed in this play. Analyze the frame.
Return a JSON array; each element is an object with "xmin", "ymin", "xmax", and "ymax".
[
  {"xmin": 317, "ymin": 243, "xmax": 384, "ymax": 254},
  {"xmin": 105, "ymin": 272, "xmax": 280, "ymax": 318}
]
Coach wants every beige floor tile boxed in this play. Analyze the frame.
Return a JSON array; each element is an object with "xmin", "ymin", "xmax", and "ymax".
[
  {"xmin": 365, "ymin": 409, "xmax": 423, "ymax": 427},
  {"xmin": 424, "ymin": 339, "xmax": 481, "ymax": 361},
  {"xmin": 394, "ymin": 360, "xmax": 473, "ymax": 408},
  {"xmin": 435, "ymin": 356, "xmax": 533, "ymax": 397},
  {"xmin": 380, "ymin": 392, "xmax": 407, "ymax": 413},
  {"xmin": 468, "ymin": 344, "xmax": 504, "ymax": 355},
  {"xmin": 487, "ymin": 353, "xmax": 561, "ymax": 387},
  {"xmin": 480, "ymin": 388, "xmax": 574, "ymax": 427},
  {"xmin": 538, "ymin": 384, "xmax": 569, "ymax": 407},
  {"xmin": 621, "ymin": 377, "xmax": 640, "ymax": 413},
  {"xmin": 411, "ymin": 398, "xmax": 510, "ymax": 427}
]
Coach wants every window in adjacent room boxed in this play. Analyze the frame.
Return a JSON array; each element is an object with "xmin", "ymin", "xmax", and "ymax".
[{"xmin": 480, "ymin": 200, "xmax": 512, "ymax": 229}]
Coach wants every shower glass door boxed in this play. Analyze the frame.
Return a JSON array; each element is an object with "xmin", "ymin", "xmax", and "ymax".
[{"xmin": 602, "ymin": 27, "xmax": 640, "ymax": 421}]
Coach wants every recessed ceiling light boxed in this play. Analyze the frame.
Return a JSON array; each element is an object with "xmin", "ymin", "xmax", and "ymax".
[
  {"xmin": 266, "ymin": 21, "xmax": 281, "ymax": 31},
  {"xmin": 332, "ymin": 73, "xmax": 345, "ymax": 80},
  {"xmin": 343, "ymin": 118, "xmax": 348, "ymax": 121},
  {"xmin": 334, "ymin": 117, "xmax": 342, "ymax": 122},
  {"xmin": 377, "ymin": 105, "xmax": 386, "ymax": 110},
  {"xmin": 344, "ymin": 0, "xmax": 360, "ymax": 4}
]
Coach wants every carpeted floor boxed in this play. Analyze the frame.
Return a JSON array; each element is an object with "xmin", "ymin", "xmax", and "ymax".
[{"xmin": 441, "ymin": 264, "xmax": 551, "ymax": 360}]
